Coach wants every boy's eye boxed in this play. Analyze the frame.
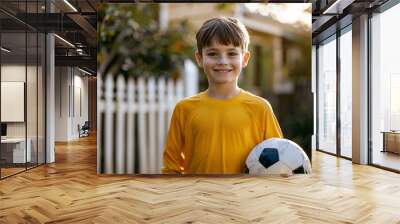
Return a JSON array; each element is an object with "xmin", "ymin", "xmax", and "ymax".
[{"xmin": 206, "ymin": 52, "xmax": 238, "ymax": 56}]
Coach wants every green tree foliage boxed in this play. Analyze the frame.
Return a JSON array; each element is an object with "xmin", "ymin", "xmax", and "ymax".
[{"xmin": 97, "ymin": 4, "xmax": 194, "ymax": 78}]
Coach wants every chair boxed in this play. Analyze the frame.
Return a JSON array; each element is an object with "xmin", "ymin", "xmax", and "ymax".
[{"xmin": 79, "ymin": 121, "xmax": 90, "ymax": 138}]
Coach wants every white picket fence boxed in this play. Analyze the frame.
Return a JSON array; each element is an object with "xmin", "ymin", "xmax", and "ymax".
[{"xmin": 97, "ymin": 60, "xmax": 198, "ymax": 174}]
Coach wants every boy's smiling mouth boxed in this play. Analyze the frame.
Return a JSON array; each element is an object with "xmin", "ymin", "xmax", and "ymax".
[{"xmin": 213, "ymin": 68, "xmax": 233, "ymax": 73}]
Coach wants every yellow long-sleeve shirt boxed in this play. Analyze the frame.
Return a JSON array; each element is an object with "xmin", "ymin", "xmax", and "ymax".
[{"xmin": 162, "ymin": 89, "xmax": 283, "ymax": 174}]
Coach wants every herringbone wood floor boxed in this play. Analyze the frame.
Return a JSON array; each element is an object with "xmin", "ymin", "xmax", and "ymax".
[{"xmin": 1, "ymin": 134, "xmax": 400, "ymax": 223}]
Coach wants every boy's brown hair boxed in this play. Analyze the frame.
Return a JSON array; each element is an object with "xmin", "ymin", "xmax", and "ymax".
[{"xmin": 195, "ymin": 17, "xmax": 250, "ymax": 55}]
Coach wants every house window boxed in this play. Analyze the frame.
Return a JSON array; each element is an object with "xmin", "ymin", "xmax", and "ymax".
[
  {"xmin": 339, "ymin": 27, "xmax": 352, "ymax": 158},
  {"xmin": 371, "ymin": 2, "xmax": 400, "ymax": 171},
  {"xmin": 317, "ymin": 35, "xmax": 337, "ymax": 155}
]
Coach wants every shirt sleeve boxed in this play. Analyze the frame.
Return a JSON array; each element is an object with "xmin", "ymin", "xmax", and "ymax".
[
  {"xmin": 162, "ymin": 104, "xmax": 185, "ymax": 174},
  {"xmin": 264, "ymin": 102, "xmax": 283, "ymax": 139}
]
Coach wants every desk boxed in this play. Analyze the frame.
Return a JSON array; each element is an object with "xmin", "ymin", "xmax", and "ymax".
[
  {"xmin": 1, "ymin": 138, "xmax": 31, "ymax": 163},
  {"xmin": 381, "ymin": 131, "xmax": 400, "ymax": 154}
]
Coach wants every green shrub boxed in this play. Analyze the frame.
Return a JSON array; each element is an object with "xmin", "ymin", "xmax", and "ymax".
[{"xmin": 97, "ymin": 4, "xmax": 194, "ymax": 78}]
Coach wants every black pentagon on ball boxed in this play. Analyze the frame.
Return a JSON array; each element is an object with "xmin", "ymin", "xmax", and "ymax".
[
  {"xmin": 259, "ymin": 148, "xmax": 279, "ymax": 168},
  {"xmin": 293, "ymin": 165, "xmax": 305, "ymax": 174}
]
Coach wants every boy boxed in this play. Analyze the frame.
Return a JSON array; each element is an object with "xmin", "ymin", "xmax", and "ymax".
[{"xmin": 162, "ymin": 17, "xmax": 283, "ymax": 174}]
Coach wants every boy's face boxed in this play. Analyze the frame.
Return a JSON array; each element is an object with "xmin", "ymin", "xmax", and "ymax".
[{"xmin": 195, "ymin": 40, "xmax": 250, "ymax": 86}]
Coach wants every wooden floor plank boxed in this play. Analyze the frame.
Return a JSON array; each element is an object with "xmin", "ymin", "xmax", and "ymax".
[{"xmin": 0, "ymin": 134, "xmax": 400, "ymax": 223}]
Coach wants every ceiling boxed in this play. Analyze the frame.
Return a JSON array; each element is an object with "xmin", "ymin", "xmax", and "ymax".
[
  {"xmin": 311, "ymin": 0, "xmax": 390, "ymax": 43},
  {"xmin": 0, "ymin": 0, "xmax": 97, "ymax": 74}
]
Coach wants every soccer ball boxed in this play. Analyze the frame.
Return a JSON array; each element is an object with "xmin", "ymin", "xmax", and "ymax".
[{"xmin": 246, "ymin": 138, "xmax": 311, "ymax": 175}]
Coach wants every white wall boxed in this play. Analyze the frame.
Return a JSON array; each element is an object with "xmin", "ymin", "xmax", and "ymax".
[
  {"xmin": 72, "ymin": 72, "xmax": 89, "ymax": 138},
  {"xmin": 1, "ymin": 65, "xmax": 25, "ymax": 140},
  {"xmin": 1, "ymin": 64, "xmax": 46, "ymax": 165},
  {"xmin": 55, "ymin": 66, "xmax": 70, "ymax": 141},
  {"xmin": 1, "ymin": 65, "xmax": 30, "ymax": 137},
  {"xmin": 55, "ymin": 67, "xmax": 89, "ymax": 141}
]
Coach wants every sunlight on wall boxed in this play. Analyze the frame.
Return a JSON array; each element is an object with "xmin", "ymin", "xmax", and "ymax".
[{"xmin": 244, "ymin": 3, "xmax": 311, "ymax": 29}]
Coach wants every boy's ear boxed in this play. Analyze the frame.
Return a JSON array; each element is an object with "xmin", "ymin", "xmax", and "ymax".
[
  {"xmin": 242, "ymin": 51, "xmax": 251, "ymax": 68},
  {"xmin": 195, "ymin": 51, "xmax": 203, "ymax": 67}
]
